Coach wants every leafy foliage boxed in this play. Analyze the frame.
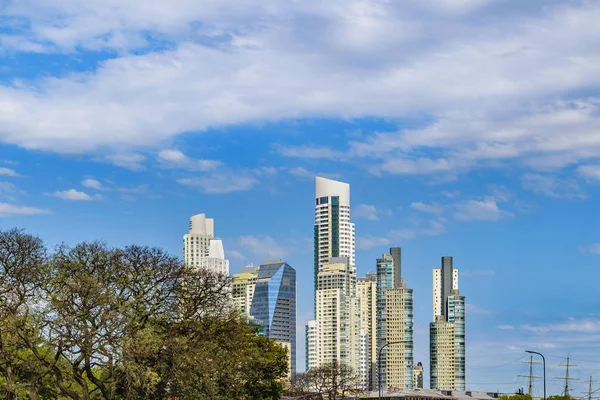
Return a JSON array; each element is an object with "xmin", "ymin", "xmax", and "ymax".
[{"xmin": 0, "ymin": 229, "xmax": 288, "ymax": 400}]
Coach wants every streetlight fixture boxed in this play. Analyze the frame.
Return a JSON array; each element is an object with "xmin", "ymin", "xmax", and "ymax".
[
  {"xmin": 378, "ymin": 341, "xmax": 408, "ymax": 400},
  {"xmin": 525, "ymin": 350, "xmax": 546, "ymax": 400}
]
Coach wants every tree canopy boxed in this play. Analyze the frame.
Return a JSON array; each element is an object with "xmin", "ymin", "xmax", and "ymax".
[{"xmin": 0, "ymin": 228, "xmax": 288, "ymax": 400}]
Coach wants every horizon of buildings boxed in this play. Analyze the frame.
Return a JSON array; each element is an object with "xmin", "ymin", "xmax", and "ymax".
[{"xmin": 184, "ymin": 176, "xmax": 466, "ymax": 391}]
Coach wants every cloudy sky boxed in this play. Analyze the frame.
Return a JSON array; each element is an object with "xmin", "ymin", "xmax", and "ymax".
[{"xmin": 2, "ymin": 0, "xmax": 600, "ymax": 393}]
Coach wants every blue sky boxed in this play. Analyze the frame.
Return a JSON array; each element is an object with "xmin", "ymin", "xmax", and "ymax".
[{"xmin": 2, "ymin": 0, "xmax": 600, "ymax": 394}]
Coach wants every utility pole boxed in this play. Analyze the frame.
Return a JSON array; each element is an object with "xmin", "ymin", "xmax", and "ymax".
[
  {"xmin": 519, "ymin": 355, "xmax": 542, "ymax": 396},
  {"xmin": 554, "ymin": 356, "xmax": 578, "ymax": 397},
  {"xmin": 581, "ymin": 376, "xmax": 596, "ymax": 400}
]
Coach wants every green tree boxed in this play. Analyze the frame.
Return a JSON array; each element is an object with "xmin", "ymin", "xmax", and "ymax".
[
  {"xmin": 499, "ymin": 394, "xmax": 533, "ymax": 400},
  {"xmin": 0, "ymin": 229, "xmax": 290, "ymax": 400}
]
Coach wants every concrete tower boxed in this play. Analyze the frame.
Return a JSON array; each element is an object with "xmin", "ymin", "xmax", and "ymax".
[{"xmin": 183, "ymin": 213, "xmax": 229, "ymax": 276}]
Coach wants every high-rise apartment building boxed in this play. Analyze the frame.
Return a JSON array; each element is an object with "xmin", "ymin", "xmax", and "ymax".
[
  {"xmin": 305, "ymin": 320, "xmax": 318, "ymax": 371},
  {"xmin": 314, "ymin": 177, "xmax": 355, "ymax": 290},
  {"xmin": 357, "ymin": 273, "xmax": 377, "ymax": 389},
  {"xmin": 311, "ymin": 176, "xmax": 362, "ymax": 381},
  {"xmin": 242, "ymin": 260, "xmax": 297, "ymax": 374},
  {"xmin": 385, "ymin": 281, "xmax": 414, "ymax": 389},
  {"xmin": 376, "ymin": 248, "xmax": 414, "ymax": 390},
  {"xmin": 430, "ymin": 256, "xmax": 466, "ymax": 390},
  {"xmin": 315, "ymin": 257, "xmax": 359, "ymax": 372},
  {"xmin": 183, "ymin": 213, "xmax": 229, "ymax": 275},
  {"xmin": 414, "ymin": 362, "xmax": 424, "ymax": 389},
  {"xmin": 232, "ymin": 265, "xmax": 260, "ymax": 316}
]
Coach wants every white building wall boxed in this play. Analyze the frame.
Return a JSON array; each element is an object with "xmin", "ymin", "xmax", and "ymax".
[
  {"xmin": 433, "ymin": 268, "xmax": 442, "ymax": 319},
  {"xmin": 184, "ymin": 213, "xmax": 230, "ymax": 276},
  {"xmin": 306, "ymin": 320, "xmax": 318, "ymax": 371}
]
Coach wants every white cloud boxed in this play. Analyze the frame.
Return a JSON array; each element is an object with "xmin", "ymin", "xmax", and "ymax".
[
  {"xmin": 237, "ymin": 235, "xmax": 289, "ymax": 259},
  {"xmin": 276, "ymin": 145, "xmax": 343, "ymax": 160},
  {"xmin": 523, "ymin": 318, "xmax": 600, "ymax": 334},
  {"xmin": 454, "ymin": 197, "xmax": 513, "ymax": 221},
  {"xmin": 0, "ymin": 202, "xmax": 50, "ymax": 216},
  {"xmin": 466, "ymin": 304, "xmax": 491, "ymax": 315},
  {"xmin": 358, "ymin": 219, "xmax": 446, "ymax": 249},
  {"xmin": 227, "ymin": 249, "xmax": 247, "ymax": 261},
  {"xmin": 287, "ymin": 167, "xmax": 340, "ymax": 180},
  {"xmin": 49, "ymin": 189, "xmax": 99, "ymax": 201},
  {"xmin": 521, "ymin": 173, "xmax": 587, "ymax": 199},
  {"xmin": 81, "ymin": 178, "xmax": 104, "ymax": 190},
  {"xmin": 0, "ymin": 0, "xmax": 598, "ymax": 183},
  {"xmin": 0, "ymin": 167, "xmax": 19, "ymax": 177},
  {"xmin": 411, "ymin": 202, "xmax": 444, "ymax": 214},
  {"xmin": 178, "ymin": 173, "xmax": 258, "ymax": 194},
  {"xmin": 353, "ymin": 204, "xmax": 379, "ymax": 221},
  {"xmin": 0, "ymin": 182, "xmax": 20, "ymax": 201},
  {"xmin": 497, "ymin": 325, "xmax": 515, "ymax": 331},
  {"xmin": 157, "ymin": 149, "xmax": 221, "ymax": 171},
  {"xmin": 579, "ymin": 243, "xmax": 600, "ymax": 255},
  {"xmin": 104, "ymin": 153, "xmax": 146, "ymax": 170},
  {"xmin": 356, "ymin": 235, "xmax": 392, "ymax": 250},
  {"xmin": 577, "ymin": 164, "xmax": 600, "ymax": 182}
]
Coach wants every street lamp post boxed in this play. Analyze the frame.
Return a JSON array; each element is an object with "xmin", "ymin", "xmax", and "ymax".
[
  {"xmin": 378, "ymin": 341, "xmax": 408, "ymax": 400},
  {"xmin": 525, "ymin": 350, "xmax": 546, "ymax": 400}
]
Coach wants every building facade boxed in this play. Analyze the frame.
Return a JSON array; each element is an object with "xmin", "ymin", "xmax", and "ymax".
[
  {"xmin": 315, "ymin": 257, "xmax": 359, "ymax": 371},
  {"xmin": 183, "ymin": 213, "xmax": 229, "ymax": 275},
  {"xmin": 430, "ymin": 257, "xmax": 465, "ymax": 390},
  {"xmin": 314, "ymin": 177, "xmax": 355, "ymax": 291},
  {"xmin": 414, "ymin": 362, "xmax": 424, "ymax": 389},
  {"xmin": 306, "ymin": 320, "xmax": 318, "ymax": 371},
  {"xmin": 385, "ymin": 282, "xmax": 414, "ymax": 389},
  {"xmin": 232, "ymin": 265, "xmax": 259, "ymax": 316},
  {"xmin": 311, "ymin": 176, "xmax": 362, "ymax": 381},
  {"xmin": 357, "ymin": 273, "xmax": 378, "ymax": 389},
  {"xmin": 376, "ymin": 248, "xmax": 414, "ymax": 390},
  {"xmin": 248, "ymin": 260, "xmax": 297, "ymax": 374}
]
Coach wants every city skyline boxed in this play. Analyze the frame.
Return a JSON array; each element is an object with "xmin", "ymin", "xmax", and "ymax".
[{"xmin": 2, "ymin": 0, "xmax": 600, "ymax": 395}]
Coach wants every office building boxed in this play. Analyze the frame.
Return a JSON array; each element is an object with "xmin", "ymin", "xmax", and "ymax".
[
  {"xmin": 306, "ymin": 320, "xmax": 318, "ymax": 371},
  {"xmin": 376, "ymin": 248, "xmax": 414, "ymax": 390},
  {"xmin": 414, "ymin": 362, "xmax": 424, "ymax": 389},
  {"xmin": 183, "ymin": 213, "xmax": 229, "ymax": 276},
  {"xmin": 314, "ymin": 176, "xmax": 355, "ymax": 291},
  {"xmin": 248, "ymin": 260, "xmax": 297, "ymax": 374},
  {"xmin": 315, "ymin": 257, "xmax": 360, "ymax": 374},
  {"xmin": 232, "ymin": 265, "xmax": 259, "ymax": 316},
  {"xmin": 357, "ymin": 273, "xmax": 378, "ymax": 389},
  {"xmin": 430, "ymin": 257, "xmax": 466, "ymax": 390},
  {"xmin": 385, "ymin": 281, "xmax": 414, "ymax": 389}
]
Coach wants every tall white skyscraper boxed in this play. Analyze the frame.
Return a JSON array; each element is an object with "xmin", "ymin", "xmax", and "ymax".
[
  {"xmin": 314, "ymin": 176, "xmax": 355, "ymax": 290},
  {"xmin": 310, "ymin": 177, "xmax": 361, "ymax": 379},
  {"xmin": 305, "ymin": 320, "xmax": 318, "ymax": 371},
  {"xmin": 183, "ymin": 213, "xmax": 230, "ymax": 276},
  {"xmin": 430, "ymin": 256, "xmax": 466, "ymax": 390}
]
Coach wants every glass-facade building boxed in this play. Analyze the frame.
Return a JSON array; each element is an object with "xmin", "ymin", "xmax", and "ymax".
[
  {"xmin": 250, "ymin": 260, "xmax": 297, "ymax": 374},
  {"xmin": 448, "ymin": 291, "xmax": 466, "ymax": 389}
]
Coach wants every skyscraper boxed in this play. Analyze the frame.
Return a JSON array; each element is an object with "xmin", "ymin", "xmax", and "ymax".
[
  {"xmin": 250, "ymin": 260, "xmax": 297, "ymax": 374},
  {"xmin": 430, "ymin": 256, "xmax": 466, "ymax": 390},
  {"xmin": 414, "ymin": 362, "xmax": 424, "ymax": 389},
  {"xmin": 305, "ymin": 320, "xmax": 318, "ymax": 371},
  {"xmin": 376, "ymin": 248, "xmax": 414, "ymax": 390},
  {"xmin": 183, "ymin": 213, "xmax": 229, "ymax": 275},
  {"xmin": 314, "ymin": 257, "xmax": 359, "ymax": 371},
  {"xmin": 232, "ymin": 265, "xmax": 260, "ymax": 316},
  {"xmin": 357, "ymin": 273, "xmax": 377, "ymax": 389},
  {"xmin": 310, "ymin": 176, "xmax": 361, "ymax": 378},
  {"xmin": 314, "ymin": 177, "xmax": 355, "ymax": 291}
]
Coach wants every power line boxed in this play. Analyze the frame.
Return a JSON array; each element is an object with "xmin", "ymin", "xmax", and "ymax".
[{"xmin": 554, "ymin": 356, "xmax": 578, "ymax": 397}]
